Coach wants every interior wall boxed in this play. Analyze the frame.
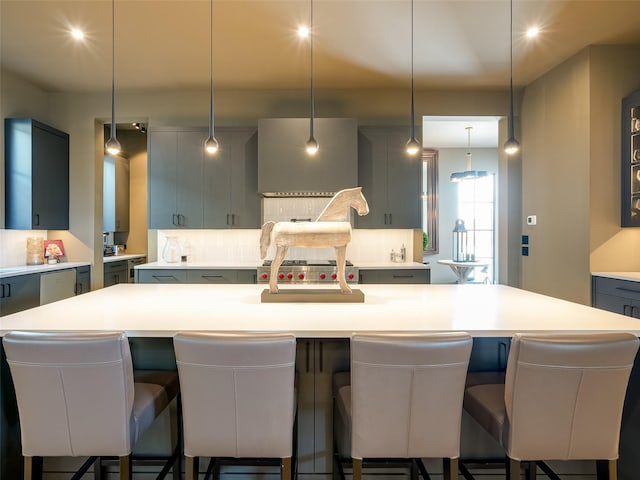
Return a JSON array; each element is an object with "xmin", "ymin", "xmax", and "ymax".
[
  {"xmin": 521, "ymin": 49, "xmax": 591, "ymax": 304},
  {"xmin": 424, "ymin": 147, "xmax": 499, "ymax": 284},
  {"xmin": 588, "ymin": 45, "xmax": 640, "ymax": 272}
]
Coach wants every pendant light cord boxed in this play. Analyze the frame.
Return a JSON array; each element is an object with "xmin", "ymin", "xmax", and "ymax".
[
  {"xmin": 508, "ymin": 0, "xmax": 515, "ymax": 139},
  {"xmin": 410, "ymin": 0, "xmax": 415, "ymax": 139},
  {"xmin": 110, "ymin": 0, "xmax": 116, "ymax": 137},
  {"xmin": 209, "ymin": 0, "xmax": 214, "ymax": 138},
  {"xmin": 309, "ymin": 0, "xmax": 315, "ymax": 138}
]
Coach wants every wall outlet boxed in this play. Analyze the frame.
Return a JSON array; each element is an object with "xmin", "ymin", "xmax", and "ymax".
[
  {"xmin": 526, "ymin": 215, "xmax": 537, "ymax": 226},
  {"xmin": 522, "ymin": 246, "xmax": 529, "ymax": 256}
]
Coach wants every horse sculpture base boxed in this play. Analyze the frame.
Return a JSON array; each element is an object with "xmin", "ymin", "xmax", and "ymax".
[{"xmin": 261, "ymin": 288, "xmax": 365, "ymax": 303}]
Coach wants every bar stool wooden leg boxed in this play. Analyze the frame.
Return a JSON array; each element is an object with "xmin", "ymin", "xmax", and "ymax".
[
  {"xmin": 281, "ymin": 456, "xmax": 292, "ymax": 480},
  {"xmin": 185, "ymin": 456, "xmax": 199, "ymax": 480},
  {"xmin": 596, "ymin": 459, "xmax": 617, "ymax": 480},
  {"xmin": 506, "ymin": 458, "xmax": 521, "ymax": 480},
  {"xmin": 24, "ymin": 456, "xmax": 43, "ymax": 480},
  {"xmin": 443, "ymin": 458, "xmax": 458, "ymax": 480},
  {"xmin": 119, "ymin": 455, "xmax": 132, "ymax": 480},
  {"xmin": 352, "ymin": 458, "xmax": 363, "ymax": 480}
]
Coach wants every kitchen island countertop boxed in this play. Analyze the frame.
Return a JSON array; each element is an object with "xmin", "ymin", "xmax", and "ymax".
[
  {"xmin": 1, "ymin": 283, "xmax": 638, "ymax": 338},
  {"xmin": 136, "ymin": 261, "xmax": 431, "ymax": 270}
]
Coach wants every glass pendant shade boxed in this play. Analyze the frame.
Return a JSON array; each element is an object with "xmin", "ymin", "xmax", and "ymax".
[
  {"xmin": 406, "ymin": 137, "xmax": 421, "ymax": 156},
  {"xmin": 204, "ymin": 135, "xmax": 219, "ymax": 154},
  {"xmin": 105, "ymin": 136, "xmax": 121, "ymax": 156},
  {"xmin": 305, "ymin": 136, "xmax": 319, "ymax": 155},
  {"xmin": 504, "ymin": 136, "xmax": 520, "ymax": 155}
]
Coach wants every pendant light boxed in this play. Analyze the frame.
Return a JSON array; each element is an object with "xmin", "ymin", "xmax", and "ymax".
[
  {"xmin": 305, "ymin": 0, "xmax": 319, "ymax": 156},
  {"xmin": 504, "ymin": 0, "xmax": 520, "ymax": 155},
  {"xmin": 405, "ymin": 0, "xmax": 420, "ymax": 156},
  {"xmin": 104, "ymin": 0, "xmax": 121, "ymax": 156},
  {"xmin": 204, "ymin": 0, "xmax": 219, "ymax": 155},
  {"xmin": 450, "ymin": 126, "xmax": 489, "ymax": 182}
]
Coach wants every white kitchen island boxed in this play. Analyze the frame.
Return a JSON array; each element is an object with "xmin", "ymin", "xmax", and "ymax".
[
  {"xmin": 2, "ymin": 283, "xmax": 639, "ymax": 337},
  {"xmin": 2, "ymin": 283, "xmax": 640, "ymax": 480}
]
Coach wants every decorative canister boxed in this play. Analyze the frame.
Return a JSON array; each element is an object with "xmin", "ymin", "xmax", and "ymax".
[
  {"xmin": 162, "ymin": 236, "xmax": 181, "ymax": 263},
  {"xmin": 26, "ymin": 237, "xmax": 45, "ymax": 265}
]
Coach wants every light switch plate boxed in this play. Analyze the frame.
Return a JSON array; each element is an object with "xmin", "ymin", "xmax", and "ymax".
[{"xmin": 526, "ymin": 215, "xmax": 537, "ymax": 225}]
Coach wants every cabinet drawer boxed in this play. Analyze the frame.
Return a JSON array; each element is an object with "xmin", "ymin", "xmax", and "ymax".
[
  {"xmin": 186, "ymin": 270, "xmax": 236, "ymax": 284},
  {"xmin": 137, "ymin": 269, "xmax": 187, "ymax": 284},
  {"xmin": 359, "ymin": 269, "xmax": 431, "ymax": 284},
  {"xmin": 104, "ymin": 261, "xmax": 128, "ymax": 275},
  {"xmin": 594, "ymin": 277, "xmax": 640, "ymax": 302}
]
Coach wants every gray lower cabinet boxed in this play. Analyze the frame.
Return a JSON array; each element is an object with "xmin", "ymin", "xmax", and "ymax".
[
  {"xmin": 0, "ymin": 274, "xmax": 40, "ymax": 317},
  {"xmin": 296, "ymin": 339, "xmax": 350, "ymax": 475},
  {"xmin": 75, "ymin": 266, "xmax": 91, "ymax": 295},
  {"xmin": 136, "ymin": 268, "xmax": 256, "ymax": 284},
  {"xmin": 148, "ymin": 127, "xmax": 259, "ymax": 229},
  {"xmin": 592, "ymin": 276, "xmax": 640, "ymax": 318},
  {"xmin": 359, "ymin": 268, "xmax": 431, "ymax": 284},
  {"xmin": 356, "ymin": 126, "xmax": 422, "ymax": 229},
  {"xmin": 104, "ymin": 260, "xmax": 128, "ymax": 287}
]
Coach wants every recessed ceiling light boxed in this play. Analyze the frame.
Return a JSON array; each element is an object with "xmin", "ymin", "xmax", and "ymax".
[
  {"xmin": 526, "ymin": 26, "xmax": 540, "ymax": 38},
  {"xmin": 70, "ymin": 28, "xmax": 85, "ymax": 40},
  {"xmin": 297, "ymin": 26, "xmax": 309, "ymax": 38}
]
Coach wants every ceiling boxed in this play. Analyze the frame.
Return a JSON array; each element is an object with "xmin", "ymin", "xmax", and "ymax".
[{"xmin": 2, "ymin": 0, "xmax": 640, "ymax": 95}]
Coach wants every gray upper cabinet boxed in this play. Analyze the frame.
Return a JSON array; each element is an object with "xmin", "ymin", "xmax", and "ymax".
[
  {"xmin": 4, "ymin": 118, "xmax": 69, "ymax": 230},
  {"xmin": 103, "ymin": 155, "xmax": 129, "ymax": 232},
  {"xmin": 148, "ymin": 128, "xmax": 205, "ymax": 229},
  {"xmin": 148, "ymin": 127, "xmax": 258, "ymax": 229},
  {"xmin": 203, "ymin": 128, "xmax": 259, "ymax": 228},
  {"xmin": 356, "ymin": 126, "xmax": 421, "ymax": 229}
]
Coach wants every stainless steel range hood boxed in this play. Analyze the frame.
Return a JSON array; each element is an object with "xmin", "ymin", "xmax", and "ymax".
[{"xmin": 258, "ymin": 118, "xmax": 358, "ymax": 197}]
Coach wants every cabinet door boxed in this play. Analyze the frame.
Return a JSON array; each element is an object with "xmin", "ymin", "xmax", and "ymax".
[
  {"xmin": 176, "ymin": 130, "xmax": 205, "ymax": 228},
  {"xmin": 0, "ymin": 274, "xmax": 40, "ymax": 317},
  {"xmin": 148, "ymin": 130, "xmax": 178, "ymax": 228},
  {"xmin": 186, "ymin": 269, "xmax": 235, "ymax": 284},
  {"xmin": 203, "ymin": 130, "xmax": 233, "ymax": 228},
  {"xmin": 359, "ymin": 268, "xmax": 430, "ymax": 284},
  {"xmin": 136, "ymin": 269, "xmax": 187, "ymax": 283},
  {"xmin": 103, "ymin": 261, "xmax": 128, "ymax": 287},
  {"xmin": 296, "ymin": 339, "xmax": 350, "ymax": 475},
  {"xmin": 229, "ymin": 128, "xmax": 259, "ymax": 228},
  {"xmin": 75, "ymin": 266, "xmax": 91, "ymax": 295},
  {"xmin": 356, "ymin": 128, "xmax": 389, "ymax": 228},
  {"xmin": 386, "ymin": 128, "xmax": 422, "ymax": 228},
  {"xmin": 32, "ymin": 123, "xmax": 69, "ymax": 229}
]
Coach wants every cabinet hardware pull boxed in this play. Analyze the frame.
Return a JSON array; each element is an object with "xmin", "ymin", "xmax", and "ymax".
[
  {"xmin": 319, "ymin": 341, "xmax": 324, "ymax": 372},
  {"xmin": 227, "ymin": 214, "xmax": 231, "ymax": 225},
  {"xmin": 498, "ymin": 341, "xmax": 508, "ymax": 370},
  {"xmin": 152, "ymin": 275, "xmax": 178, "ymax": 282},
  {"xmin": 383, "ymin": 213, "xmax": 388, "ymax": 225},
  {"xmin": 389, "ymin": 213, "xmax": 392, "ymax": 224},
  {"xmin": 172, "ymin": 214, "xmax": 178, "ymax": 226},
  {"xmin": 35, "ymin": 214, "xmax": 40, "ymax": 226},
  {"xmin": 624, "ymin": 305, "xmax": 631, "ymax": 316},
  {"xmin": 393, "ymin": 275, "xmax": 414, "ymax": 278},
  {"xmin": 1, "ymin": 283, "xmax": 5, "ymax": 299},
  {"xmin": 616, "ymin": 286, "xmax": 640, "ymax": 294},
  {"xmin": 179, "ymin": 214, "xmax": 185, "ymax": 226},
  {"xmin": 6, "ymin": 283, "xmax": 10, "ymax": 297},
  {"xmin": 632, "ymin": 306, "xmax": 639, "ymax": 318},
  {"xmin": 232, "ymin": 213, "xmax": 236, "ymax": 225}
]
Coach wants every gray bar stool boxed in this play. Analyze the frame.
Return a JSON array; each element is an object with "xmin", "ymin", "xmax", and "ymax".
[
  {"xmin": 333, "ymin": 332, "xmax": 473, "ymax": 480},
  {"xmin": 3, "ymin": 331, "xmax": 181, "ymax": 480},
  {"xmin": 463, "ymin": 333, "xmax": 639, "ymax": 480},
  {"xmin": 173, "ymin": 332, "xmax": 296, "ymax": 480}
]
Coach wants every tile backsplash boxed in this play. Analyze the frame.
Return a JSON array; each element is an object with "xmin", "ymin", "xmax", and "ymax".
[{"xmin": 0, "ymin": 230, "xmax": 48, "ymax": 267}]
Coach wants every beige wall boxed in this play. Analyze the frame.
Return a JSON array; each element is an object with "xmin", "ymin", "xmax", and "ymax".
[
  {"xmin": 588, "ymin": 45, "xmax": 640, "ymax": 272},
  {"xmin": 521, "ymin": 45, "xmax": 640, "ymax": 305},
  {"xmin": 521, "ymin": 49, "xmax": 592, "ymax": 304}
]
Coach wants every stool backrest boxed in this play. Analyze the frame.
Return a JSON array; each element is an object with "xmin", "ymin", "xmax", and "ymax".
[
  {"xmin": 504, "ymin": 333, "xmax": 639, "ymax": 460},
  {"xmin": 173, "ymin": 332, "xmax": 296, "ymax": 458},
  {"xmin": 3, "ymin": 331, "xmax": 135, "ymax": 457},
  {"xmin": 351, "ymin": 333, "xmax": 472, "ymax": 459}
]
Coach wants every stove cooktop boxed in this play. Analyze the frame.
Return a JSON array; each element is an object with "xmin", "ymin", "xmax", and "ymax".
[{"xmin": 262, "ymin": 260, "xmax": 354, "ymax": 267}]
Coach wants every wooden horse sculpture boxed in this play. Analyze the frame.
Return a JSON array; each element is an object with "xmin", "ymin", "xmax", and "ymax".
[{"xmin": 260, "ymin": 187, "xmax": 369, "ymax": 293}]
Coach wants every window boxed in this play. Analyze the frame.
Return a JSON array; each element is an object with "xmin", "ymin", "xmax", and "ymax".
[
  {"xmin": 422, "ymin": 149, "xmax": 439, "ymax": 253},
  {"xmin": 457, "ymin": 174, "xmax": 495, "ymax": 283}
]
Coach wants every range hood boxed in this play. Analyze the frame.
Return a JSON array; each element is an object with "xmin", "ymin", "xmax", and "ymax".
[{"xmin": 258, "ymin": 118, "xmax": 358, "ymax": 197}]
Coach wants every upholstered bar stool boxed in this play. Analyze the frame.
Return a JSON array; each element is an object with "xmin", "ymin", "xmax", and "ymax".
[
  {"xmin": 333, "ymin": 332, "xmax": 473, "ymax": 480},
  {"xmin": 463, "ymin": 333, "xmax": 639, "ymax": 480},
  {"xmin": 3, "ymin": 331, "xmax": 181, "ymax": 480},
  {"xmin": 173, "ymin": 332, "xmax": 296, "ymax": 480}
]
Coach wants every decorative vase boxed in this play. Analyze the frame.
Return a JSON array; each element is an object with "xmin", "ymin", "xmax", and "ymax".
[{"xmin": 162, "ymin": 236, "xmax": 181, "ymax": 263}]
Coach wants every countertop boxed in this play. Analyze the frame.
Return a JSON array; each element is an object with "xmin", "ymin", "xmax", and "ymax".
[
  {"xmin": 1, "ymin": 283, "xmax": 638, "ymax": 338},
  {"xmin": 592, "ymin": 272, "xmax": 640, "ymax": 283},
  {"xmin": 103, "ymin": 254, "xmax": 146, "ymax": 263},
  {"xmin": 137, "ymin": 261, "xmax": 430, "ymax": 270},
  {"xmin": 0, "ymin": 262, "xmax": 91, "ymax": 279}
]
